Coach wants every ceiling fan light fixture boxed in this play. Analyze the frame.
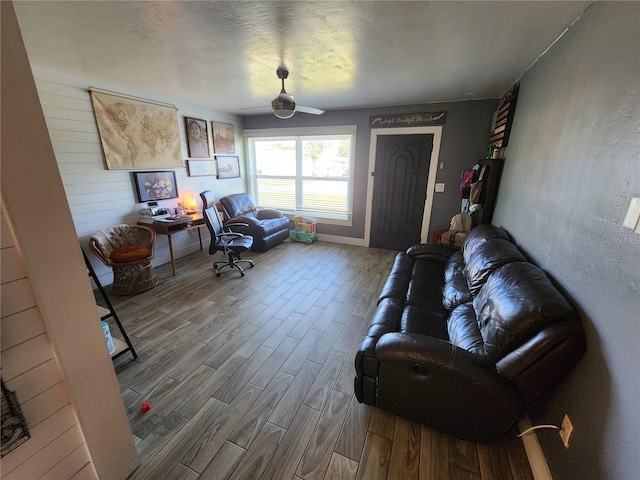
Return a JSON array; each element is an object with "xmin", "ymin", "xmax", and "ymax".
[{"xmin": 272, "ymin": 98, "xmax": 296, "ymax": 119}]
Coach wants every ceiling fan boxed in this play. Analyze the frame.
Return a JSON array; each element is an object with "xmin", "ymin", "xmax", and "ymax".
[{"xmin": 271, "ymin": 68, "xmax": 324, "ymax": 119}]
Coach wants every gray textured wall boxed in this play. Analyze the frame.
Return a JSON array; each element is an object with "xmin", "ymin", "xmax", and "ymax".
[
  {"xmin": 243, "ymin": 100, "xmax": 496, "ymax": 241},
  {"xmin": 494, "ymin": 3, "xmax": 640, "ymax": 479}
]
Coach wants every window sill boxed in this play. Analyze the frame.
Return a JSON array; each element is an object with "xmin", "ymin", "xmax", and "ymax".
[{"xmin": 283, "ymin": 211, "xmax": 352, "ymax": 227}]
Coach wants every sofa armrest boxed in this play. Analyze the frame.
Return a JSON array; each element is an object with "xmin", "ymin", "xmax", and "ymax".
[
  {"xmin": 406, "ymin": 243, "xmax": 458, "ymax": 263},
  {"xmin": 257, "ymin": 208, "xmax": 284, "ymax": 220},
  {"xmin": 496, "ymin": 322, "xmax": 586, "ymax": 403},
  {"xmin": 224, "ymin": 222, "xmax": 250, "ymax": 231},
  {"xmin": 226, "ymin": 215, "xmax": 260, "ymax": 229},
  {"xmin": 376, "ymin": 332, "xmax": 506, "ymax": 392},
  {"xmin": 374, "ymin": 332, "xmax": 526, "ymax": 443}
]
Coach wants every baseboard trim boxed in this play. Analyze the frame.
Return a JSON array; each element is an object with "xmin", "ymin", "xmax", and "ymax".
[
  {"xmin": 316, "ymin": 233, "xmax": 365, "ymax": 246},
  {"xmin": 518, "ymin": 418, "xmax": 554, "ymax": 480}
]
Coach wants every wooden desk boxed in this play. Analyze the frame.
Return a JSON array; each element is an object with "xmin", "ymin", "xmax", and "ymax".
[{"xmin": 139, "ymin": 214, "xmax": 205, "ymax": 276}]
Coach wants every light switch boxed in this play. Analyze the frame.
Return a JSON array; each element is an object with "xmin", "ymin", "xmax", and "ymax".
[
  {"xmin": 623, "ymin": 197, "xmax": 640, "ymax": 231},
  {"xmin": 435, "ymin": 183, "xmax": 445, "ymax": 193}
]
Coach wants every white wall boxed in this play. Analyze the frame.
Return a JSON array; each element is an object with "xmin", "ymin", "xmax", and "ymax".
[
  {"xmin": 1, "ymin": 208, "xmax": 95, "ymax": 480},
  {"xmin": 32, "ymin": 67, "xmax": 247, "ymax": 285}
]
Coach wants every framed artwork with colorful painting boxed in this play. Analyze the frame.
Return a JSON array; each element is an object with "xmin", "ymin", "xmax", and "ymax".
[{"xmin": 133, "ymin": 171, "xmax": 179, "ymax": 202}]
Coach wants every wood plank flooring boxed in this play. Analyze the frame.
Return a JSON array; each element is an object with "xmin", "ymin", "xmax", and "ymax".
[{"xmin": 101, "ymin": 240, "xmax": 534, "ymax": 480}]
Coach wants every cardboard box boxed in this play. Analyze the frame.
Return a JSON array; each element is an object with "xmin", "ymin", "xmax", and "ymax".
[{"xmin": 440, "ymin": 230, "xmax": 466, "ymax": 248}]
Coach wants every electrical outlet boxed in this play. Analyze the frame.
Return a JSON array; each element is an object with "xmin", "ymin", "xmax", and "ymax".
[{"xmin": 559, "ymin": 414, "xmax": 573, "ymax": 448}]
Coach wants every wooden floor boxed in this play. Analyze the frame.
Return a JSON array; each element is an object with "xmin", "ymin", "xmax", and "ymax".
[{"xmin": 102, "ymin": 240, "xmax": 534, "ymax": 480}]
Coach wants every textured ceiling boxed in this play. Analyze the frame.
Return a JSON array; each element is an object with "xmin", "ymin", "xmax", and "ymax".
[{"xmin": 14, "ymin": 1, "xmax": 591, "ymax": 115}]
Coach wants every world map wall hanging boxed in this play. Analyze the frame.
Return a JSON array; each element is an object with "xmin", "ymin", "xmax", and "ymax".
[{"xmin": 90, "ymin": 89, "xmax": 182, "ymax": 170}]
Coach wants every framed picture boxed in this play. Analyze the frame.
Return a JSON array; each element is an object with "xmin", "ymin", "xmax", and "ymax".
[
  {"xmin": 212, "ymin": 121, "xmax": 235, "ymax": 154},
  {"xmin": 187, "ymin": 160, "xmax": 217, "ymax": 177},
  {"xmin": 133, "ymin": 171, "xmax": 179, "ymax": 202},
  {"xmin": 216, "ymin": 156, "xmax": 241, "ymax": 179},
  {"xmin": 185, "ymin": 117, "xmax": 210, "ymax": 158}
]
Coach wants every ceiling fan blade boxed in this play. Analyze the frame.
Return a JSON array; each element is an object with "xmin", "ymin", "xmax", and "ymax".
[
  {"xmin": 238, "ymin": 105, "xmax": 270, "ymax": 111},
  {"xmin": 296, "ymin": 105, "xmax": 325, "ymax": 115}
]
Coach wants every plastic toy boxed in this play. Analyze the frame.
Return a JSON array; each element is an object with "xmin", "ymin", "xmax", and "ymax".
[{"xmin": 290, "ymin": 216, "xmax": 317, "ymax": 244}]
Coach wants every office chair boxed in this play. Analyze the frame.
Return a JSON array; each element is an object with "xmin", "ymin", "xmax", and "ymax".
[{"xmin": 199, "ymin": 190, "xmax": 255, "ymax": 277}]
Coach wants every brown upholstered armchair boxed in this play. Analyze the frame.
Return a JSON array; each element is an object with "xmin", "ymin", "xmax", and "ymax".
[{"xmin": 89, "ymin": 224, "xmax": 158, "ymax": 295}]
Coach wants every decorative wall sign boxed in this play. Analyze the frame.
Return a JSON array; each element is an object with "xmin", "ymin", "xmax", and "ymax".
[
  {"xmin": 216, "ymin": 156, "xmax": 240, "ymax": 179},
  {"xmin": 488, "ymin": 83, "xmax": 519, "ymax": 149},
  {"xmin": 187, "ymin": 160, "xmax": 217, "ymax": 177},
  {"xmin": 211, "ymin": 121, "xmax": 236, "ymax": 154},
  {"xmin": 185, "ymin": 117, "xmax": 210, "ymax": 158},
  {"xmin": 369, "ymin": 111, "xmax": 446, "ymax": 128},
  {"xmin": 133, "ymin": 171, "xmax": 179, "ymax": 202},
  {"xmin": 90, "ymin": 90, "xmax": 182, "ymax": 169}
]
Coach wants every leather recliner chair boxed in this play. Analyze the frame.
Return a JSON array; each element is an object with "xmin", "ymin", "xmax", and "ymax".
[{"xmin": 217, "ymin": 193, "xmax": 290, "ymax": 252}]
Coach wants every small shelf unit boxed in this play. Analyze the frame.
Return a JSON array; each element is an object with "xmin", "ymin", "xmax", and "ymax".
[{"xmin": 83, "ymin": 249, "xmax": 137, "ymax": 361}]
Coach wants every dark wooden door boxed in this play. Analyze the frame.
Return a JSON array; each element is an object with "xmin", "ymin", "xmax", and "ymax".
[{"xmin": 370, "ymin": 134, "xmax": 433, "ymax": 250}]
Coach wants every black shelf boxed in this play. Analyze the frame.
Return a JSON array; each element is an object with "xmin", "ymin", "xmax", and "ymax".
[
  {"xmin": 471, "ymin": 157, "xmax": 504, "ymax": 227},
  {"xmin": 83, "ymin": 249, "xmax": 137, "ymax": 361}
]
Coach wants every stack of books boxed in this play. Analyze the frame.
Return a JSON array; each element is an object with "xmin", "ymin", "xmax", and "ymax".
[{"xmin": 138, "ymin": 213, "xmax": 170, "ymax": 224}]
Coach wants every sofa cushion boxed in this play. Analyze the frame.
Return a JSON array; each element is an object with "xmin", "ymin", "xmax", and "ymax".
[
  {"xmin": 412, "ymin": 258, "xmax": 445, "ymax": 281},
  {"xmin": 442, "ymin": 275, "xmax": 473, "ymax": 311},
  {"xmin": 218, "ymin": 193, "xmax": 257, "ymax": 218},
  {"xmin": 464, "ymin": 238, "xmax": 527, "ymax": 296},
  {"xmin": 462, "ymin": 224, "xmax": 511, "ymax": 258},
  {"xmin": 401, "ymin": 306, "xmax": 448, "ymax": 340},
  {"xmin": 447, "ymin": 303, "xmax": 485, "ymax": 356},
  {"xmin": 444, "ymin": 251, "xmax": 465, "ymax": 282},
  {"xmin": 473, "ymin": 262, "xmax": 579, "ymax": 363},
  {"xmin": 406, "ymin": 277, "xmax": 447, "ymax": 312},
  {"xmin": 110, "ymin": 245, "xmax": 149, "ymax": 263}
]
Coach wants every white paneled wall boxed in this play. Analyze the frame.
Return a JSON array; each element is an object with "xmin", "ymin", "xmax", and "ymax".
[
  {"xmin": 33, "ymin": 72, "xmax": 246, "ymax": 286},
  {"xmin": 1, "ymin": 208, "xmax": 95, "ymax": 480}
]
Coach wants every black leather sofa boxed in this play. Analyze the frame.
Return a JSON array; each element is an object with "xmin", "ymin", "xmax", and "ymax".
[
  {"xmin": 217, "ymin": 193, "xmax": 290, "ymax": 252},
  {"xmin": 354, "ymin": 224, "xmax": 586, "ymax": 443}
]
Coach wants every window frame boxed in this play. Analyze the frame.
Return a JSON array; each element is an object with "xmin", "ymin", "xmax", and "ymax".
[{"xmin": 244, "ymin": 125, "xmax": 357, "ymax": 226}]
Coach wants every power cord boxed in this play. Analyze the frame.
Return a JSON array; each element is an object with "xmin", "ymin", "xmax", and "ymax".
[{"xmin": 516, "ymin": 424, "xmax": 561, "ymax": 437}]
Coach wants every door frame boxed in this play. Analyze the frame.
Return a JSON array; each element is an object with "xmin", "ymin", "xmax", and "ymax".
[{"xmin": 365, "ymin": 126, "xmax": 442, "ymax": 247}]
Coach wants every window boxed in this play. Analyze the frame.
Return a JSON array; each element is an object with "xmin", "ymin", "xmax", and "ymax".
[{"xmin": 245, "ymin": 126, "xmax": 356, "ymax": 224}]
